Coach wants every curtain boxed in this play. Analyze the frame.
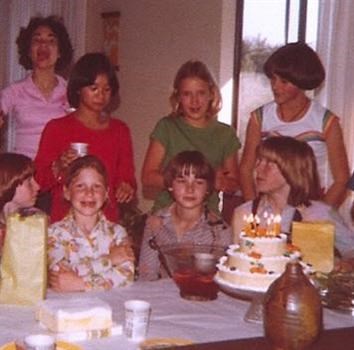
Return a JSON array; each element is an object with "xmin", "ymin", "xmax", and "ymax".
[
  {"xmin": 316, "ymin": 0, "xmax": 354, "ymax": 224},
  {"xmin": 3, "ymin": 0, "xmax": 87, "ymax": 152}
]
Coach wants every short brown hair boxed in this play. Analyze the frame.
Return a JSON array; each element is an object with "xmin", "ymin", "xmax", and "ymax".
[
  {"xmin": 0, "ymin": 153, "xmax": 34, "ymax": 211},
  {"xmin": 163, "ymin": 151, "xmax": 215, "ymax": 194},
  {"xmin": 64, "ymin": 155, "xmax": 108, "ymax": 189},
  {"xmin": 169, "ymin": 60, "xmax": 222, "ymax": 119},
  {"xmin": 264, "ymin": 42, "xmax": 325, "ymax": 90},
  {"xmin": 67, "ymin": 52, "xmax": 119, "ymax": 108},
  {"xmin": 257, "ymin": 136, "xmax": 321, "ymax": 206}
]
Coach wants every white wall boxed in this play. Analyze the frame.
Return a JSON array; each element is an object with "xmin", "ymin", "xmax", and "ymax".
[{"xmin": 85, "ymin": 0, "xmax": 234, "ymax": 212}]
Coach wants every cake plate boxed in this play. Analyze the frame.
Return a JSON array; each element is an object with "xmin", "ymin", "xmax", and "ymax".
[{"xmin": 215, "ymin": 275, "xmax": 266, "ymax": 324}]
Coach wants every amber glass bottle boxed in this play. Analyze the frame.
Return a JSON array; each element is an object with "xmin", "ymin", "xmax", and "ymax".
[{"xmin": 263, "ymin": 262, "xmax": 322, "ymax": 350}]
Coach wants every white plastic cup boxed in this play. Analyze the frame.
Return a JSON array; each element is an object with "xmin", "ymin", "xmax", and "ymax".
[
  {"xmin": 124, "ymin": 299, "xmax": 151, "ymax": 342},
  {"xmin": 70, "ymin": 142, "xmax": 88, "ymax": 156},
  {"xmin": 24, "ymin": 334, "xmax": 55, "ymax": 350}
]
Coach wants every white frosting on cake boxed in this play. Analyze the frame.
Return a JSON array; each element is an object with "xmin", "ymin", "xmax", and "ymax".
[
  {"xmin": 216, "ymin": 233, "xmax": 302, "ymax": 293},
  {"xmin": 239, "ymin": 232, "xmax": 287, "ymax": 257},
  {"xmin": 37, "ymin": 297, "xmax": 112, "ymax": 333},
  {"xmin": 217, "ymin": 256, "xmax": 279, "ymax": 292}
]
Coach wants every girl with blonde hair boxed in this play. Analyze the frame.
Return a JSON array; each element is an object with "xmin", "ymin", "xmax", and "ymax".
[
  {"xmin": 142, "ymin": 60, "xmax": 240, "ymax": 215},
  {"xmin": 232, "ymin": 136, "xmax": 354, "ymax": 258}
]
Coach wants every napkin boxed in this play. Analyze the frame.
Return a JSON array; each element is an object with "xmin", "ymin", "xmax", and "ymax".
[{"xmin": 292, "ymin": 221, "xmax": 334, "ymax": 273}]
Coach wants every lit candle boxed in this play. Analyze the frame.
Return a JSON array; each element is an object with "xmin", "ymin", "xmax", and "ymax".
[{"xmin": 274, "ymin": 214, "xmax": 281, "ymax": 234}]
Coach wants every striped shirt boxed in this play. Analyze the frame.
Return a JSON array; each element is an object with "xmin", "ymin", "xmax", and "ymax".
[{"xmin": 138, "ymin": 204, "xmax": 231, "ymax": 281}]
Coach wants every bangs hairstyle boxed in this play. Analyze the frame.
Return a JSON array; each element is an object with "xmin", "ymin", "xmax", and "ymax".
[
  {"xmin": 0, "ymin": 153, "xmax": 34, "ymax": 211},
  {"xmin": 67, "ymin": 52, "xmax": 119, "ymax": 108},
  {"xmin": 169, "ymin": 60, "xmax": 222, "ymax": 119},
  {"xmin": 257, "ymin": 137, "xmax": 321, "ymax": 207},
  {"xmin": 263, "ymin": 42, "xmax": 325, "ymax": 90},
  {"xmin": 16, "ymin": 15, "xmax": 73, "ymax": 71},
  {"xmin": 163, "ymin": 151, "xmax": 215, "ymax": 193},
  {"xmin": 64, "ymin": 155, "xmax": 108, "ymax": 189}
]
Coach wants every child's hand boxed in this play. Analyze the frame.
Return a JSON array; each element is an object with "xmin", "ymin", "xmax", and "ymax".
[
  {"xmin": 49, "ymin": 266, "xmax": 85, "ymax": 292},
  {"xmin": 116, "ymin": 182, "xmax": 135, "ymax": 203},
  {"xmin": 108, "ymin": 243, "xmax": 135, "ymax": 266}
]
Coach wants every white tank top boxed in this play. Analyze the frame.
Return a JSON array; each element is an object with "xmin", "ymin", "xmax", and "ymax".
[{"xmin": 254, "ymin": 100, "xmax": 337, "ymax": 189}]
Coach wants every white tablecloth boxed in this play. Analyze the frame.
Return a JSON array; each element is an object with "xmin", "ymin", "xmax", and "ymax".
[{"xmin": 0, "ymin": 279, "xmax": 353, "ymax": 349}]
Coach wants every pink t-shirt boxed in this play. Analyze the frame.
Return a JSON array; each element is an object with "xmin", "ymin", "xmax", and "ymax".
[{"xmin": 0, "ymin": 74, "xmax": 69, "ymax": 158}]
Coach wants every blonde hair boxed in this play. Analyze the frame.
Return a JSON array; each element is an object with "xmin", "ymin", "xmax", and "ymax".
[
  {"xmin": 169, "ymin": 60, "xmax": 222, "ymax": 119},
  {"xmin": 257, "ymin": 137, "xmax": 321, "ymax": 206}
]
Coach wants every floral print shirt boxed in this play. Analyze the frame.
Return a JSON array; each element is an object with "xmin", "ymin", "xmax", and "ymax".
[{"xmin": 48, "ymin": 212, "xmax": 134, "ymax": 290}]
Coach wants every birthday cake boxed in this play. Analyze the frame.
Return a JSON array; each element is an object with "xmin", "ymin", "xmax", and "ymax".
[{"xmin": 216, "ymin": 214, "xmax": 302, "ymax": 292}]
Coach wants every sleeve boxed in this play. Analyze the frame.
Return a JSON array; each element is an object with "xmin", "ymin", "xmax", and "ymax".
[
  {"xmin": 47, "ymin": 225, "xmax": 72, "ymax": 271},
  {"xmin": 322, "ymin": 109, "xmax": 340, "ymax": 137},
  {"xmin": 81, "ymin": 224, "xmax": 135, "ymax": 290},
  {"xmin": 81, "ymin": 256, "xmax": 134, "ymax": 291},
  {"xmin": 215, "ymin": 222, "xmax": 233, "ymax": 247},
  {"xmin": 252, "ymin": 107, "xmax": 263, "ymax": 127},
  {"xmin": 34, "ymin": 120, "xmax": 64, "ymax": 191},
  {"xmin": 115, "ymin": 122, "xmax": 137, "ymax": 189},
  {"xmin": 0, "ymin": 84, "xmax": 15, "ymax": 115},
  {"xmin": 222, "ymin": 125, "xmax": 241, "ymax": 159},
  {"xmin": 206, "ymin": 211, "xmax": 233, "ymax": 246},
  {"xmin": 138, "ymin": 217, "xmax": 161, "ymax": 281},
  {"xmin": 150, "ymin": 117, "xmax": 170, "ymax": 148}
]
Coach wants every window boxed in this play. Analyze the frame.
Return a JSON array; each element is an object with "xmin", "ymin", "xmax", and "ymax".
[{"xmin": 233, "ymin": 0, "xmax": 319, "ymax": 145}]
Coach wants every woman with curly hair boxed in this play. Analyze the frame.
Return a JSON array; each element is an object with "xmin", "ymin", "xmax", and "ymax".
[{"xmin": 0, "ymin": 15, "xmax": 73, "ymax": 159}]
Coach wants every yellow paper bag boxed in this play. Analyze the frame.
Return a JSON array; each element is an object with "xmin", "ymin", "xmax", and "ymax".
[
  {"xmin": 0, "ymin": 209, "xmax": 48, "ymax": 305},
  {"xmin": 292, "ymin": 221, "xmax": 334, "ymax": 273}
]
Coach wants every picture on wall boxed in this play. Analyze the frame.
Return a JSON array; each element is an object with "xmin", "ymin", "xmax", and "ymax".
[{"xmin": 101, "ymin": 11, "xmax": 120, "ymax": 70}]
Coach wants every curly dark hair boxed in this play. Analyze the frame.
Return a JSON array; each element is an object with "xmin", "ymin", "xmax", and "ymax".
[
  {"xmin": 67, "ymin": 52, "xmax": 119, "ymax": 108},
  {"xmin": 16, "ymin": 15, "xmax": 73, "ymax": 71}
]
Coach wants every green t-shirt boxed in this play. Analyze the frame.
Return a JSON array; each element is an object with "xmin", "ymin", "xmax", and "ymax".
[{"xmin": 150, "ymin": 115, "xmax": 241, "ymax": 212}]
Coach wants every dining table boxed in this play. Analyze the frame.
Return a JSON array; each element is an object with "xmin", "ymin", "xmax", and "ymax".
[{"xmin": 0, "ymin": 279, "xmax": 353, "ymax": 349}]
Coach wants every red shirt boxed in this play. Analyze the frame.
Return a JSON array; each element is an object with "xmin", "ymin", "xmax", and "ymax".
[{"xmin": 35, "ymin": 113, "xmax": 136, "ymax": 223}]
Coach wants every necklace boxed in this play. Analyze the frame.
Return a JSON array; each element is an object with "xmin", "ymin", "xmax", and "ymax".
[{"xmin": 278, "ymin": 99, "xmax": 310, "ymax": 122}]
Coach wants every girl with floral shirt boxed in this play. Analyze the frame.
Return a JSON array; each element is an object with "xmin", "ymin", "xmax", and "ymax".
[{"xmin": 48, "ymin": 155, "xmax": 134, "ymax": 292}]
